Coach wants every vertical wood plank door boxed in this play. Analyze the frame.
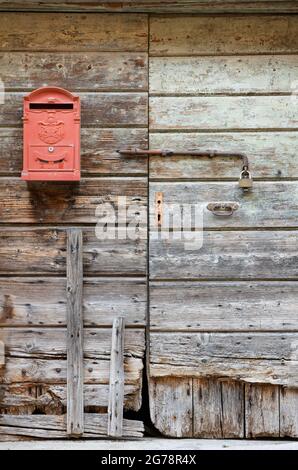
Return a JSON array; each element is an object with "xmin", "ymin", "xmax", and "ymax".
[{"xmin": 148, "ymin": 14, "xmax": 298, "ymax": 438}]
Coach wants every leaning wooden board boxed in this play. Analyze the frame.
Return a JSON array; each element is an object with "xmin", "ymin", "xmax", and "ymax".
[{"xmin": 148, "ymin": 13, "xmax": 298, "ymax": 438}]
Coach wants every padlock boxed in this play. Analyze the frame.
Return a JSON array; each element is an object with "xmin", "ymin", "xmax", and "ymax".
[{"xmin": 239, "ymin": 169, "xmax": 253, "ymax": 190}]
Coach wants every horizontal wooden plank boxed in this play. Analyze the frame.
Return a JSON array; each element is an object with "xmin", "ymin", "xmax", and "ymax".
[
  {"xmin": 150, "ymin": 56, "xmax": 298, "ymax": 95},
  {"xmin": 149, "ymin": 132, "xmax": 298, "ymax": 179},
  {"xmin": 150, "ymin": 332, "xmax": 298, "ymax": 386},
  {"xmin": 2, "ymin": 328, "xmax": 144, "ymax": 359},
  {"xmin": 149, "ymin": 182, "xmax": 298, "ymax": 229},
  {"xmin": 0, "ymin": 277, "xmax": 146, "ymax": 327},
  {"xmin": 150, "ymin": 96, "xmax": 298, "ymax": 131},
  {"xmin": 0, "ymin": 13, "xmax": 148, "ymax": 52},
  {"xmin": 1, "ymin": 92, "xmax": 148, "ymax": 127},
  {"xmin": 150, "ymin": 230, "xmax": 298, "ymax": 279},
  {"xmin": 0, "ymin": 383, "xmax": 141, "ymax": 412},
  {"xmin": 150, "ymin": 15, "xmax": 298, "ymax": 55},
  {"xmin": 0, "ymin": 177, "xmax": 146, "ymax": 224},
  {"xmin": 150, "ymin": 281, "xmax": 298, "ymax": 331},
  {"xmin": 0, "ymin": 414, "xmax": 144, "ymax": 438},
  {"xmin": 0, "ymin": 128, "xmax": 148, "ymax": 175},
  {"xmin": 0, "ymin": 229, "xmax": 146, "ymax": 275},
  {"xmin": 0, "ymin": 1, "xmax": 298, "ymax": 14},
  {"xmin": 1, "ymin": 356, "xmax": 143, "ymax": 385},
  {"xmin": 1, "ymin": 52, "xmax": 148, "ymax": 91}
]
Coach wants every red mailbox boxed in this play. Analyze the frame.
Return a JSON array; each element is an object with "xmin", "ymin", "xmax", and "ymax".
[{"xmin": 22, "ymin": 86, "xmax": 80, "ymax": 181}]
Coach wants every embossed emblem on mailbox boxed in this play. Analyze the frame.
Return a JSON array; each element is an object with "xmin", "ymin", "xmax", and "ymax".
[{"xmin": 21, "ymin": 86, "xmax": 80, "ymax": 181}]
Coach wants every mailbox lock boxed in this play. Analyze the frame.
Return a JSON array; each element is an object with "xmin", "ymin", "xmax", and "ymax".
[{"xmin": 48, "ymin": 146, "xmax": 54, "ymax": 153}]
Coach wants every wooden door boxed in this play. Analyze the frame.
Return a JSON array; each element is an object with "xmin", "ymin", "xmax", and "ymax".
[
  {"xmin": 0, "ymin": 12, "xmax": 148, "ymax": 439},
  {"xmin": 148, "ymin": 14, "xmax": 298, "ymax": 438}
]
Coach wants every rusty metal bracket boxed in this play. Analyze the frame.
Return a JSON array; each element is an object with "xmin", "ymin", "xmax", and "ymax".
[
  {"xmin": 117, "ymin": 148, "xmax": 252, "ymax": 189},
  {"xmin": 117, "ymin": 148, "xmax": 249, "ymax": 169},
  {"xmin": 155, "ymin": 192, "xmax": 163, "ymax": 227}
]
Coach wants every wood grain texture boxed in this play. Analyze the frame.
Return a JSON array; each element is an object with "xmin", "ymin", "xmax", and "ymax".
[
  {"xmin": 150, "ymin": 230, "xmax": 298, "ymax": 280},
  {"xmin": 0, "ymin": 1, "xmax": 298, "ymax": 14},
  {"xmin": 2, "ymin": 328, "xmax": 144, "ymax": 360},
  {"xmin": 150, "ymin": 96, "xmax": 298, "ymax": 131},
  {"xmin": 0, "ymin": 383, "xmax": 141, "ymax": 413},
  {"xmin": 0, "ymin": 177, "xmax": 146, "ymax": 224},
  {"xmin": 1, "ymin": 356, "xmax": 143, "ymax": 386},
  {"xmin": 0, "ymin": 229, "xmax": 146, "ymax": 275},
  {"xmin": 1, "ymin": 92, "xmax": 148, "ymax": 127},
  {"xmin": 193, "ymin": 379, "xmax": 244, "ymax": 438},
  {"xmin": 149, "ymin": 132, "xmax": 298, "ymax": 179},
  {"xmin": 245, "ymin": 383, "xmax": 280, "ymax": 437},
  {"xmin": 150, "ymin": 56, "xmax": 298, "ymax": 95},
  {"xmin": 150, "ymin": 281, "xmax": 298, "ymax": 331},
  {"xmin": 149, "ymin": 182, "xmax": 298, "ymax": 229},
  {"xmin": 66, "ymin": 229, "xmax": 84, "ymax": 436},
  {"xmin": 280, "ymin": 387, "xmax": 298, "ymax": 437},
  {"xmin": 149, "ymin": 377, "xmax": 193, "ymax": 437},
  {"xmin": 150, "ymin": 15, "xmax": 298, "ymax": 55},
  {"xmin": 1, "ymin": 52, "xmax": 148, "ymax": 91},
  {"xmin": 108, "ymin": 317, "xmax": 125, "ymax": 437},
  {"xmin": 0, "ymin": 414, "xmax": 144, "ymax": 438},
  {"xmin": 0, "ymin": 128, "xmax": 148, "ymax": 176},
  {"xmin": 150, "ymin": 332, "xmax": 298, "ymax": 386},
  {"xmin": 0, "ymin": 13, "xmax": 148, "ymax": 52},
  {"xmin": 0, "ymin": 277, "xmax": 146, "ymax": 327}
]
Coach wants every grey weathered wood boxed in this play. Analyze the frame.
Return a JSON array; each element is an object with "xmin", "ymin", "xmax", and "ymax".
[
  {"xmin": 280, "ymin": 387, "xmax": 298, "ymax": 437},
  {"xmin": 193, "ymin": 378, "xmax": 244, "ymax": 438},
  {"xmin": 150, "ymin": 15, "xmax": 298, "ymax": 55},
  {"xmin": 150, "ymin": 96, "xmax": 298, "ymax": 131},
  {"xmin": 150, "ymin": 182, "xmax": 298, "ymax": 229},
  {"xmin": 150, "ymin": 281, "xmax": 298, "ymax": 331},
  {"xmin": 149, "ymin": 377, "xmax": 193, "ymax": 437},
  {"xmin": 67, "ymin": 229, "xmax": 84, "ymax": 436},
  {"xmin": 0, "ymin": 277, "xmax": 146, "ymax": 327},
  {"xmin": 1, "ymin": 355, "xmax": 143, "ymax": 387},
  {"xmin": 0, "ymin": 383, "xmax": 141, "ymax": 413},
  {"xmin": 0, "ymin": 13, "xmax": 148, "ymax": 51},
  {"xmin": 0, "ymin": 228, "xmax": 146, "ymax": 276},
  {"xmin": 245, "ymin": 383, "xmax": 280, "ymax": 437},
  {"xmin": 221, "ymin": 381, "xmax": 245, "ymax": 438},
  {"xmin": 1, "ymin": 52, "xmax": 148, "ymax": 91},
  {"xmin": 0, "ymin": 177, "xmax": 147, "ymax": 224},
  {"xmin": 149, "ymin": 132, "xmax": 298, "ymax": 179},
  {"xmin": 150, "ymin": 56, "xmax": 298, "ymax": 95},
  {"xmin": 150, "ymin": 230, "xmax": 298, "ymax": 280},
  {"xmin": 0, "ymin": 92, "xmax": 148, "ymax": 127},
  {"xmin": 0, "ymin": 128, "xmax": 148, "ymax": 176},
  {"xmin": 193, "ymin": 378, "xmax": 223, "ymax": 438},
  {"xmin": 150, "ymin": 332, "xmax": 298, "ymax": 386},
  {"xmin": 1, "ymin": 328, "xmax": 144, "ymax": 360},
  {"xmin": 108, "ymin": 317, "xmax": 125, "ymax": 437},
  {"xmin": 0, "ymin": 414, "xmax": 144, "ymax": 439}
]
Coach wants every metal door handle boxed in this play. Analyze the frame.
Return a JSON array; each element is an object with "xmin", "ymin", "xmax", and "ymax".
[{"xmin": 207, "ymin": 202, "xmax": 239, "ymax": 216}]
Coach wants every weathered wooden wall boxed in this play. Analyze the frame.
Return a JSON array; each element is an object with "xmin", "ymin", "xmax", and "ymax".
[
  {"xmin": 1, "ymin": 10, "xmax": 298, "ymax": 440},
  {"xmin": 0, "ymin": 12, "xmax": 148, "ymax": 439},
  {"xmin": 148, "ymin": 14, "xmax": 298, "ymax": 437}
]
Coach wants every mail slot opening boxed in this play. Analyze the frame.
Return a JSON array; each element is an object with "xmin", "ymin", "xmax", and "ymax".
[{"xmin": 29, "ymin": 103, "xmax": 74, "ymax": 110}]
